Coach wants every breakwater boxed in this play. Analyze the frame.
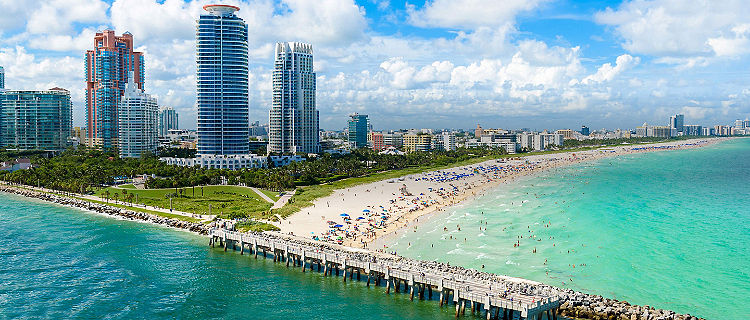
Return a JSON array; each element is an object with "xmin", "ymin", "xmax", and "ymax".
[
  {"xmin": 0, "ymin": 183, "xmax": 706, "ymax": 320},
  {"xmin": 0, "ymin": 184, "xmax": 209, "ymax": 235}
]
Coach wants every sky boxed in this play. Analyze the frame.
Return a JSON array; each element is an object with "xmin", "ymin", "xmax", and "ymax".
[{"xmin": 1, "ymin": 0, "xmax": 749, "ymax": 131}]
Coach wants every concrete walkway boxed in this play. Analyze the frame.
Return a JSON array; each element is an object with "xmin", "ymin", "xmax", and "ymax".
[
  {"xmin": 250, "ymin": 187, "xmax": 274, "ymax": 203},
  {"xmin": 272, "ymin": 189, "xmax": 296, "ymax": 210}
]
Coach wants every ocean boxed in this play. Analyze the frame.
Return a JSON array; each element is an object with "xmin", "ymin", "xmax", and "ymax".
[
  {"xmin": 0, "ymin": 193, "xmax": 459, "ymax": 319},
  {"xmin": 387, "ymin": 138, "xmax": 750, "ymax": 319},
  {"xmin": 1, "ymin": 139, "xmax": 747, "ymax": 319}
]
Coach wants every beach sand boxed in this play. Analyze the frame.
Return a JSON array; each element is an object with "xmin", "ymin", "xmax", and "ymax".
[{"xmin": 278, "ymin": 138, "xmax": 728, "ymax": 248}]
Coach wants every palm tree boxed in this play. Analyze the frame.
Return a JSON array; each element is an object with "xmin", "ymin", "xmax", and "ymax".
[{"xmin": 104, "ymin": 190, "xmax": 110, "ymax": 203}]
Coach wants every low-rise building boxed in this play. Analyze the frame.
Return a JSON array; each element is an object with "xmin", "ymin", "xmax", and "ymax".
[
  {"xmin": 467, "ymin": 134, "xmax": 517, "ymax": 154},
  {"xmin": 404, "ymin": 134, "xmax": 431, "ymax": 152},
  {"xmin": 160, "ymin": 154, "xmax": 267, "ymax": 170}
]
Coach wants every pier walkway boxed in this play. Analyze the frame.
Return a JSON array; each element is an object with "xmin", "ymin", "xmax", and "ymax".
[{"xmin": 210, "ymin": 228, "xmax": 560, "ymax": 319}]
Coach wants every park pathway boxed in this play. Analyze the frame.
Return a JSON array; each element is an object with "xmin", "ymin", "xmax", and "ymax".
[{"xmin": 250, "ymin": 187, "xmax": 274, "ymax": 203}]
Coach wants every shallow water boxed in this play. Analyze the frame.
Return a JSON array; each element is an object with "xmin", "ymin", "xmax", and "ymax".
[
  {"xmin": 388, "ymin": 138, "xmax": 750, "ymax": 319},
  {"xmin": 0, "ymin": 193, "xmax": 470, "ymax": 319}
]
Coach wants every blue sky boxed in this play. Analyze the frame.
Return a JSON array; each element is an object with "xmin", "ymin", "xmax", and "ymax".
[{"xmin": 1, "ymin": 0, "xmax": 749, "ymax": 131}]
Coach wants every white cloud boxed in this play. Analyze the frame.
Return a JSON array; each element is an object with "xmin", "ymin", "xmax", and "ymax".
[
  {"xmin": 580, "ymin": 54, "xmax": 639, "ymax": 84},
  {"xmin": 707, "ymin": 24, "xmax": 750, "ymax": 57},
  {"xmin": 27, "ymin": 0, "xmax": 109, "ymax": 35},
  {"xmin": 595, "ymin": 0, "xmax": 750, "ymax": 60},
  {"xmin": 408, "ymin": 0, "xmax": 547, "ymax": 29}
]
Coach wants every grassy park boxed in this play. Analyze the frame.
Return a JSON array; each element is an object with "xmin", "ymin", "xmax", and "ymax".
[{"xmin": 94, "ymin": 185, "xmax": 280, "ymax": 219}]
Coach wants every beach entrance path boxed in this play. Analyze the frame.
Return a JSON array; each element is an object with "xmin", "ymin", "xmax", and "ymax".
[
  {"xmin": 251, "ymin": 187, "xmax": 274, "ymax": 203},
  {"xmin": 272, "ymin": 190, "xmax": 296, "ymax": 210}
]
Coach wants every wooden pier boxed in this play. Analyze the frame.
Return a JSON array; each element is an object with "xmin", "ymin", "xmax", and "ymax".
[{"xmin": 210, "ymin": 229, "xmax": 560, "ymax": 320}]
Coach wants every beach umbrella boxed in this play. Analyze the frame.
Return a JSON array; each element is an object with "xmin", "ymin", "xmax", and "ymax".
[
  {"xmin": 363, "ymin": 209, "xmax": 370, "ymax": 212},
  {"xmin": 334, "ymin": 224, "xmax": 344, "ymax": 228},
  {"xmin": 340, "ymin": 213, "xmax": 349, "ymax": 216}
]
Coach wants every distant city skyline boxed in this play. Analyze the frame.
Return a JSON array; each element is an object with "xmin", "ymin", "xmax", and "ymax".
[{"xmin": 1, "ymin": 1, "xmax": 750, "ymax": 131}]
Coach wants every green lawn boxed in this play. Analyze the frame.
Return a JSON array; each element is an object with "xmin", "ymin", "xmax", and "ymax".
[
  {"xmin": 9, "ymin": 185, "xmax": 202, "ymax": 223},
  {"xmin": 94, "ymin": 185, "xmax": 273, "ymax": 219},
  {"xmin": 260, "ymin": 189, "xmax": 281, "ymax": 201}
]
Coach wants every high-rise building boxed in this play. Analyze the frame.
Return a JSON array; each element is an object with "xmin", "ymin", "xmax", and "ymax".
[
  {"xmin": 0, "ymin": 66, "xmax": 5, "ymax": 89},
  {"xmin": 580, "ymin": 125, "xmax": 590, "ymax": 136},
  {"xmin": 683, "ymin": 125, "xmax": 702, "ymax": 136},
  {"xmin": 158, "ymin": 106, "xmax": 179, "ymax": 137},
  {"xmin": 442, "ymin": 132, "xmax": 456, "ymax": 151},
  {"xmin": 348, "ymin": 113, "xmax": 369, "ymax": 149},
  {"xmin": 269, "ymin": 42, "xmax": 320, "ymax": 154},
  {"xmin": 734, "ymin": 119, "xmax": 745, "ymax": 129},
  {"xmin": 118, "ymin": 73, "xmax": 158, "ymax": 158},
  {"xmin": 85, "ymin": 30, "xmax": 145, "ymax": 150},
  {"xmin": 669, "ymin": 114, "xmax": 685, "ymax": 133},
  {"xmin": 196, "ymin": 4, "xmax": 249, "ymax": 155},
  {"xmin": 0, "ymin": 88, "xmax": 72, "ymax": 151}
]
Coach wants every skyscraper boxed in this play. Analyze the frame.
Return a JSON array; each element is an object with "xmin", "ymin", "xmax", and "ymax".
[
  {"xmin": 669, "ymin": 114, "xmax": 684, "ymax": 133},
  {"xmin": 118, "ymin": 73, "xmax": 158, "ymax": 158},
  {"xmin": 158, "ymin": 106, "xmax": 179, "ymax": 137},
  {"xmin": 580, "ymin": 125, "xmax": 590, "ymax": 136},
  {"xmin": 85, "ymin": 30, "xmax": 145, "ymax": 150},
  {"xmin": 348, "ymin": 113, "xmax": 369, "ymax": 149},
  {"xmin": 0, "ymin": 88, "xmax": 72, "ymax": 151},
  {"xmin": 196, "ymin": 4, "xmax": 249, "ymax": 155},
  {"xmin": 269, "ymin": 42, "xmax": 320, "ymax": 154},
  {"xmin": 0, "ymin": 66, "xmax": 5, "ymax": 89}
]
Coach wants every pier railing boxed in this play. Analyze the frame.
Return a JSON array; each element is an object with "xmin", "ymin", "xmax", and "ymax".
[{"xmin": 210, "ymin": 228, "xmax": 560, "ymax": 320}]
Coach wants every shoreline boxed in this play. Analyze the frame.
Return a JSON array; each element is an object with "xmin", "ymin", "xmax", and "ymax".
[
  {"xmin": 0, "ymin": 183, "xmax": 211, "ymax": 236},
  {"xmin": 375, "ymin": 137, "xmax": 732, "ymax": 249},
  {"xmin": 281, "ymin": 137, "xmax": 731, "ymax": 249},
  {"xmin": 0, "ymin": 153, "xmax": 717, "ymax": 319}
]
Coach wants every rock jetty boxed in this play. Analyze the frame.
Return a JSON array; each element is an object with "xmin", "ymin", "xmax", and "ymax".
[{"xmin": 0, "ymin": 185, "xmax": 209, "ymax": 235}]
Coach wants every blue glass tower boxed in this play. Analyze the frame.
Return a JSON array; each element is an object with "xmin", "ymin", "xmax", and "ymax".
[{"xmin": 196, "ymin": 4, "xmax": 249, "ymax": 155}]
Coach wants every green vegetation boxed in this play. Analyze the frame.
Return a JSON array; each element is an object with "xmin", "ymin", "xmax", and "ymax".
[
  {"xmin": 562, "ymin": 135, "xmax": 700, "ymax": 148},
  {"xmin": 94, "ymin": 185, "xmax": 273, "ymax": 219},
  {"xmin": 0, "ymin": 136, "xmax": 707, "ymax": 222},
  {"xmin": 236, "ymin": 220, "xmax": 280, "ymax": 232}
]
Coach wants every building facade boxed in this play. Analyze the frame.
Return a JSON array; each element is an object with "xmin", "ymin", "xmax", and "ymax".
[
  {"xmin": 442, "ymin": 132, "xmax": 456, "ymax": 151},
  {"xmin": 347, "ymin": 113, "xmax": 369, "ymax": 149},
  {"xmin": 118, "ymin": 74, "xmax": 158, "ymax": 158},
  {"xmin": 158, "ymin": 106, "xmax": 179, "ymax": 137},
  {"xmin": 669, "ymin": 114, "xmax": 685, "ymax": 133},
  {"xmin": 0, "ymin": 66, "xmax": 4, "ymax": 89},
  {"xmin": 403, "ymin": 134, "xmax": 431, "ymax": 152},
  {"xmin": 196, "ymin": 4, "xmax": 249, "ymax": 155},
  {"xmin": 161, "ymin": 154, "xmax": 266, "ymax": 170},
  {"xmin": 269, "ymin": 42, "xmax": 320, "ymax": 154},
  {"xmin": 85, "ymin": 30, "xmax": 144, "ymax": 150},
  {"xmin": 0, "ymin": 88, "xmax": 72, "ymax": 151},
  {"xmin": 683, "ymin": 125, "xmax": 702, "ymax": 136},
  {"xmin": 580, "ymin": 126, "xmax": 590, "ymax": 136}
]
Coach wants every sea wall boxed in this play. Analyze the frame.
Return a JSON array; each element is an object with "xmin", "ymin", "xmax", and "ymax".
[{"xmin": 0, "ymin": 185, "xmax": 209, "ymax": 235}]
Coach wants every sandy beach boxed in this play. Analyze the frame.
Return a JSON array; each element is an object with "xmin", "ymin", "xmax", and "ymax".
[{"xmin": 278, "ymin": 138, "xmax": 728, "ymax": 248}]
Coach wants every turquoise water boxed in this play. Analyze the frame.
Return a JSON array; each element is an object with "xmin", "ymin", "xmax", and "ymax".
[
  {"xmin": 0, "ymin": 194, "xmax": 465, "ymax": 319},
  {"xmin": 388, "ymin": 138, "xmax": 750, "ymax": 320}
]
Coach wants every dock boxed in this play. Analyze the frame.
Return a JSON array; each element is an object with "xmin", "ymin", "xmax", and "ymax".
[{"xmin": 210, "ymin": 228, "xmax": 560, "ymax": 319}]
